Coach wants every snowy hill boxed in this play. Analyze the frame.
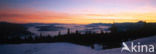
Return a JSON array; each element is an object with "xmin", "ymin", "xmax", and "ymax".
[
  {"xmin": 0, "ymin": 43, "xmax": 94, "ymax": 54},
  {"xmin": 0, "ymin": 35, "xmax": 156, "ymax": 54},
  {"xmin": 96, "ymin": 35, "xmax": 156, "ymax": 54}
]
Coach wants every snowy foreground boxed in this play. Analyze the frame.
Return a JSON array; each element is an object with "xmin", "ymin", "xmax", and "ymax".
[{"xmin": 0, "ymin": 36, "xmax": 156, "ymax": 54}]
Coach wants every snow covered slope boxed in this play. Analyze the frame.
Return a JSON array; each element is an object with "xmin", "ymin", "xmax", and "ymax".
[
  {"xmin": 96, "ymin": 35, "xmax": 156, "ymax": 54},
  {"xmin": 0, "ymin": 43, "xmax": 94, "ymax": 54},
  {"xmin": 0, "ymin": 35, "xmax": 156, "ymax": 54}
]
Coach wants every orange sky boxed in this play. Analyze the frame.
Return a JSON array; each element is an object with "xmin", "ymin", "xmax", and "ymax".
[{"xmin": 0, "ymin": 0, "xmax": 156, "ymax": 24}]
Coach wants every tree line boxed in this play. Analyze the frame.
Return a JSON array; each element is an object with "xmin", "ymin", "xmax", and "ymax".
[{"xmin": 1, "ymin": 21, "xmax": 156, "ymax": 50}]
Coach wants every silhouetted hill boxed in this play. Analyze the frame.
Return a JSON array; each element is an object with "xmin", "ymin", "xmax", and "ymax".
[
  {"xmin": 86, "ymin": 23, "xmax": 112, "ymax": 27},
  {"xmin": 114, "ymin": 22, "xmax": 145, "ymax": 32},
  {"xmin": 0, "ymin": 22, "xmax": 31, "ymax": 37}
]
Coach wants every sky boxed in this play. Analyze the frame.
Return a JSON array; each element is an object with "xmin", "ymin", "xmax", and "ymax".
[{"xmin": 0, "ymin": 0, "xmax": 156, "ymax": 24}]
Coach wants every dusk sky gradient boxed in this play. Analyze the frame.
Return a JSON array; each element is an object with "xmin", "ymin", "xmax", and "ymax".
[{"xmin": 0, "ymin": 0, "xmax": 156, "ymax": 24}]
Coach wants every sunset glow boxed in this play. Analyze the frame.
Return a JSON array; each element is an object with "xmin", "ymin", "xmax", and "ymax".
[{"xmin": 0, "ymin": 0, "xmax": 156, "ymax": 24}]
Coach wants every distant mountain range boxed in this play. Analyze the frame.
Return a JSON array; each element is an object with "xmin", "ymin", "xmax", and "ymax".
[{"xmin": 0, "ymin": 21, "xmax": 152, "ymax": 37}]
